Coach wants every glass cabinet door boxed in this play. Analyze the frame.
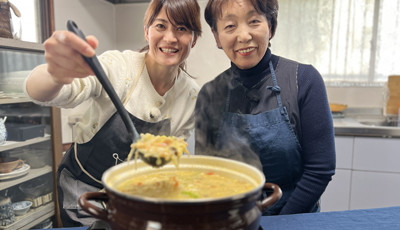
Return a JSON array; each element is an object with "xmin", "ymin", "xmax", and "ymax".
[{"xmin": 0, "ymin": 39, "xmax": 61, "ymax": 229}]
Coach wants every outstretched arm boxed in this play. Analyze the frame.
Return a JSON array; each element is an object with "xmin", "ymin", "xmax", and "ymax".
[{"xmin": 25, "ymin": 31, "xmax": 98, "ymax": 102}]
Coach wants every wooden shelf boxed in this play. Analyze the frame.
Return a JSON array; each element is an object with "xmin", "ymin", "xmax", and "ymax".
[
  {"xmin": 0, "ymin": 38, "xmax": 44, "ymax": 52},
  {"xmin": 0, "ymin": 165, "xmax": 53, "ymax": 190},
  {"xmin": 0, "ymin": 98, "xmax": 31, "ymax": 105},
  {"xmin": 0, "ymin": 135, "xmax": 51, "ymax": 152},
  {"xmin": 0, "ymin": 202, "xmax": 54, "ymax": 230}
]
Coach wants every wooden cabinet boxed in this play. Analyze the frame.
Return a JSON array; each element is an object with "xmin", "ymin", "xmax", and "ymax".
[
  {"xmin": 0, "ymin": 38, "xmax": 62, "ymax": 229},
  {"xmin": 321, "ymin": 136, "xmax": 400, "ymax": 212},
  {"xmin": 350, "ymin": 137, "xmax": 400, "ymax": 209}
]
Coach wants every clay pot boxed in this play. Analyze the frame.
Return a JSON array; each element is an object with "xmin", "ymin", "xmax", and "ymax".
[
  {"xmin": 79, "ymin": 155, "xmax": 282, "ymax": 230},
  {"xmin": 0, "ymin": 157, "xmax": 24, "ymax": 173}
]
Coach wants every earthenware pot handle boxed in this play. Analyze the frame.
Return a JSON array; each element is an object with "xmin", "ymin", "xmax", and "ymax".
[
  {"xmin": 79, "ymin": 192, "xmax": 109, "ymax": 221},
  {"xmin": 260, "ymin": 182, "xmax": 282, "ymax": 210}
]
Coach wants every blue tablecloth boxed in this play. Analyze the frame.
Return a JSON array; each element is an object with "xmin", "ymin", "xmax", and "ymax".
[
  {"xmin": 259, "ymin": 206, "xmax": 400, "ymax": 230},
  {"xmin": 51, "ymin": 206, "xmax": 400, "ymax": 230}
]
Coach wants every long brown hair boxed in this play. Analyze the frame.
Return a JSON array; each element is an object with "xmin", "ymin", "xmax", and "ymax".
[{"xmin": 140, "ymin": 0, "xmax": 202, "ymax": 72}]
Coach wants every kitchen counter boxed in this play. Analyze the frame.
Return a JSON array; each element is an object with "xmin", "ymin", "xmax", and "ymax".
[
  {"xmin": 49, "ymin": 206, "xmax": 400, "ymax": 230},
  {"xmin": 332, "ymin": 107, "xmax": 400, "ymax": 138},
  {"xmin": 333, "ymin": 117, "xmax": 400, "ymax": 138}
]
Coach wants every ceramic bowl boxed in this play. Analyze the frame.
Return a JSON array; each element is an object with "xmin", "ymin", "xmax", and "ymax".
[
  {"xmin": 0, "ymin": 157, "xmax": 24, "ymax": 173},
  {"xmin": 12, "ymin": 201, "xmax": 32, "ymax": 216}
]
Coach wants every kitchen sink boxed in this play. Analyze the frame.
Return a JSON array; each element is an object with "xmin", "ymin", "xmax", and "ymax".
[
  {"xmin": 354, "ymin": 113, "xmax": 399, "ymax": 128},
  {"xmin": 359, "ymin": 120, "xmax": 398, "ymax": 127},
  {"xmin": 333, "ymin": 108, "xmax": 400, "ymax": 137}
]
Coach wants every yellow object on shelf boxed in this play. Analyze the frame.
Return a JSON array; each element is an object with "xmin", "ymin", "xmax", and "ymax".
[
  {"xmin": 329, "ymin": 103, "xmax": 348, "ymax": 113},
  {"xmin": 26, "ymin": 192, "xmax": 53, "ymax": 208}
]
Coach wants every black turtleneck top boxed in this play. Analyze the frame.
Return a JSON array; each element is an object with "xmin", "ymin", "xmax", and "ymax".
[{"xmin": 195, "ymin": 49, "xmax": 336, "ymax": 215}]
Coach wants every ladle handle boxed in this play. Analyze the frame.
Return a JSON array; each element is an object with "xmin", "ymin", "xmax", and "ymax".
[{"xmin": 66, "ymin": 20, "xmax": 139, "ymax": 142}]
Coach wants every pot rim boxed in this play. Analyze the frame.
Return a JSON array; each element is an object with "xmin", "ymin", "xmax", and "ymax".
[{"xmin": 102, "ymin": 155, "xmax": 266, "ymax": 204}]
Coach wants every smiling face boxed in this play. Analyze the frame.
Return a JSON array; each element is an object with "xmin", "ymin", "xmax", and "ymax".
[
  {"xmin": 213, "ymin": 0, "xmax": 271, "ymax": 70},
  {"xmin": 145, "ymin": 7, "xmax": 197, "ymax": 68}
]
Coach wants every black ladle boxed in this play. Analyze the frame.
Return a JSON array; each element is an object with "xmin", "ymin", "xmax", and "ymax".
[{"xmin": 67, "ymin": 20, "xmax": 171, "ymax": 168}]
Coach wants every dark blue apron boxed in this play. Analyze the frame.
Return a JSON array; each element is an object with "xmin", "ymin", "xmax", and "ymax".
[
  {"xmin": 216, "ymin": 61, "xmax": 302, "ymax": 215},
  {"xmin": 58, "ymin": 112, "xmax": 171, "ymax": 188},
  {"xmin": 56, "ymin": 58, "xmax": 174, "ymax": 226},
  {"xmin": 58, "ymin": 58, "xmax": 170, "ymax": 188},
  {"xmin": 57, "ymin": 109, "xmax": 171, "ymax": 227}
]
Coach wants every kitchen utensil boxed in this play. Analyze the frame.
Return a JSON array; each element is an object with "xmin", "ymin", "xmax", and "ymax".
[
  {"xmin": 0, "ymin": 156, "xmax": 24, "ymax": 173},
  {"xmin": 12, "ymin": 200, "xmax": 32, "ymax": 216},
  {"xmin": 0, "ymin": 163, "xmax": 30, "ymax": 180},
  {"xmin": 0, "ymin": 116, "xmax": 7, "ymax": 145},
  {"xmin": 78, "ymin": 155, "xmax": 282, "ymax": 230},
  {"xmin": 0, "ymin": 194, "xmax": 15, "ymax": 226},
  {"xmin": 0, "ymin": 1, "xmax": 13, "ymax": 38},
  {"xmin": 66, "ymin": 20, "xmax": 171, "ymax": 168}
]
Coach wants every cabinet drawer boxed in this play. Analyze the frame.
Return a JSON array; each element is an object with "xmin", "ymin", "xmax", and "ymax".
[
  {"xmin": 353, "ymin": 137, "xmax": 400, "ymax": 173},
  {"xmin": 350, "ymin": 171, "xmax": 400, "ymax": 209}
]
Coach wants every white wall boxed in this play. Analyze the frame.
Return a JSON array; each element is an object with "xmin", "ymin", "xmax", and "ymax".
[
  {"xmin": 53, "ymin": 0, "xmax": 117, "ymax": 143},
  {"xmin": 115, "ymin": 3, "xmax": 148, "ymax": 52},
  {"xmin": 326, "ymin": 86, "xmax": 386, "ymax": 109},
  {"xmin": 186, "ymin": 1, "xmax": 231, "ymax": 86},
  {"xmin": 54, "ymin": 0, "xmax": 116, "ymax": 53}
]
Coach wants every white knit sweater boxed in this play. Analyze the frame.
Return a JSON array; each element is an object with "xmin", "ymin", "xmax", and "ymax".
[{"xmin": 24, "ymin": 51, "xmax": 199, "ymax": 143}]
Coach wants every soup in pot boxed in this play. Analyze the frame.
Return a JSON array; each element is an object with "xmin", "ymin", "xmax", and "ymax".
[{"xmin": 117, "ymin": 169, "xmax": 256, "ymax": 200}]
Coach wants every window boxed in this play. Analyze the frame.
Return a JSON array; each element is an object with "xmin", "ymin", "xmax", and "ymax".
[
  {"xmin": 272, "ymin": 0, "xmax": 400, "ymax": 84},
  {"xmin": 9, "ymin": 0, "xmax": 53, "ymax": 43},
  {"xmin": 10, "ymin": 0, "xmax": 40, "ymax": 42}
]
